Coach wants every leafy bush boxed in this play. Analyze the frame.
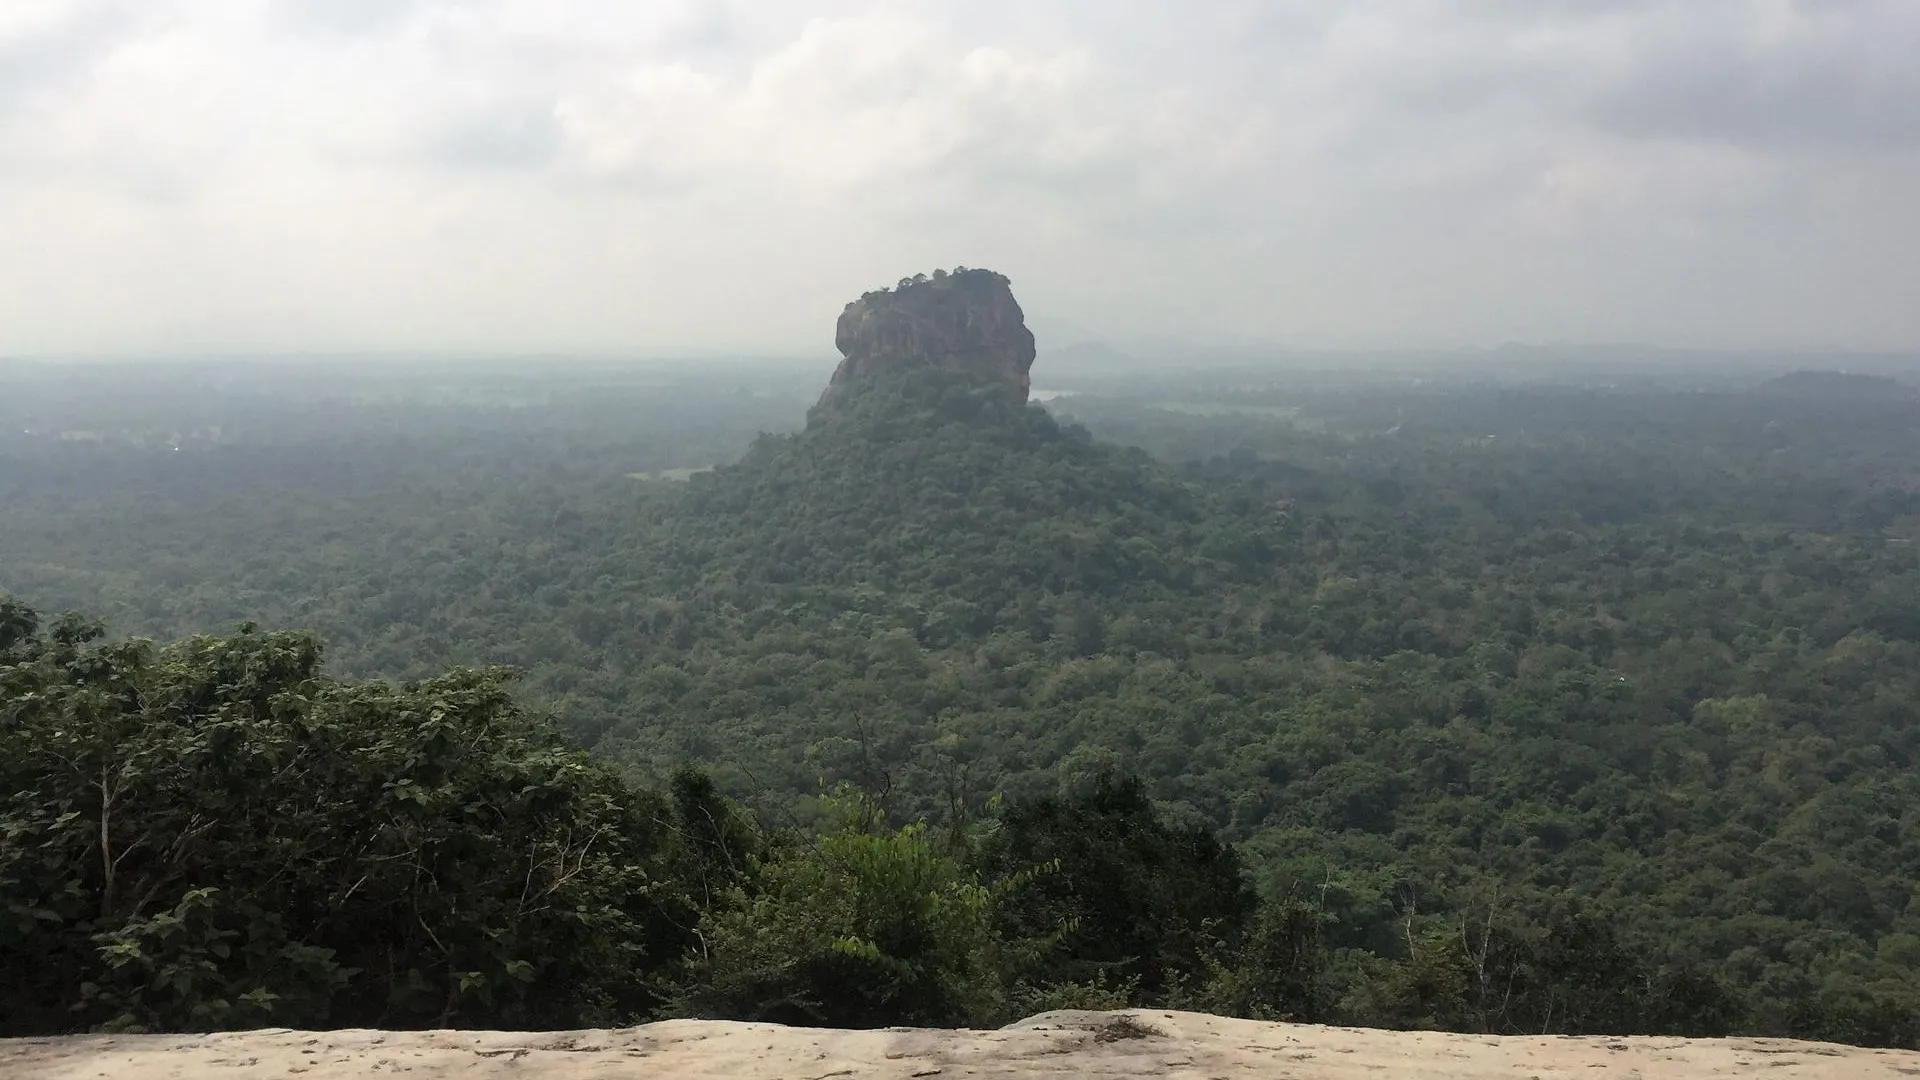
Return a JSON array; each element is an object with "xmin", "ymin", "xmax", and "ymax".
[
  {"xmin": 678, "ymin": 798, "xmax": 1010, "ymax": 1027},
  {"xmin": 0, "ymin": 600, "xmax": 689, "ymax": 1033}
]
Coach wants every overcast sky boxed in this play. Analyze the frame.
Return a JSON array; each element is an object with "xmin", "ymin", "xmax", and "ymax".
[{"xmin": 1, "ymin": 0, "xmax": 1916, "ymax": 357}]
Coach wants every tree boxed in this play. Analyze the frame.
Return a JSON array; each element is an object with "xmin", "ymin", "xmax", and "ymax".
[
  {"xmin": 0, "ymin": 602, "xmax": 691, "ymax": 1034},
  {"xmin": 678, "ymin": 795, "xmax": 1010, "ymax": 1027},
  {"xmin": 975, "ymin": 771, "xmax": 1257, "ymax": 1001}
]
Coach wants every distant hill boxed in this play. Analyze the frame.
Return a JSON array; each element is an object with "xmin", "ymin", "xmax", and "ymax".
[
  {"xmin": 1756, "ymin": 369, "xmax": 1918, "ymax": 402},
  {"xmin": 584, "ymin": 362, "xmax": 1289, "ymax": 790},
  {"xmin": 658, "ymin": 367, "xmax": 1278, "ymax": 607}
]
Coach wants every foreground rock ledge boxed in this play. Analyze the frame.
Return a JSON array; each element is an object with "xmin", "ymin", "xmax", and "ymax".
[{"xmin": 7, "ymin": 1010, "xmax": 1915, "ymax": 1080}]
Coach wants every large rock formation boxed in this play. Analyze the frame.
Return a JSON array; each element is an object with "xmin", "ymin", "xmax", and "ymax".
[{"xmin": 818, "ymin": 268, "xmax": 1038, "ymax": 409}]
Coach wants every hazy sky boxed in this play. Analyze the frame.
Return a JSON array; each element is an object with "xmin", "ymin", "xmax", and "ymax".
[{"xmin": 1, "ymin": 0, "xmax": 1916, "ymax": 357}]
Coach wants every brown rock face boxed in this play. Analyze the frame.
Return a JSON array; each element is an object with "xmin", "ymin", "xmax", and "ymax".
[{"xmin": 818, "ymin": 268, "xmax": 1038, "ymax": 409}]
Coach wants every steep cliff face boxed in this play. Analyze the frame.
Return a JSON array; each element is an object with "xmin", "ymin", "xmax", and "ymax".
[{"xmin": 818, "ymin": 268, "xmax": 1038, "ymax": 409}]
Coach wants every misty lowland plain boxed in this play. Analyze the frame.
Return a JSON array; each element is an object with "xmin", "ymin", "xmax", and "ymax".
[{"xmin": 5, "ymin": 267, "xmax": 1920, "ymax": 1073}]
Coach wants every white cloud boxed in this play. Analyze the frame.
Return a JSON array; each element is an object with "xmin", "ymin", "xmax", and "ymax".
[{"xmin": 0, "ymin": 0, "xmax": 1914, "ymax": 356}]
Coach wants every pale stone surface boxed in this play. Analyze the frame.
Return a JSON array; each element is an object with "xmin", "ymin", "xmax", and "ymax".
[{"xmin": 7, "ymin": 1009, "xmax": 1917, "ymax": 1080}]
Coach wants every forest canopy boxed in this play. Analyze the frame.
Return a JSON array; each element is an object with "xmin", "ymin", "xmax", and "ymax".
[{"xmin": 3, "ymin": 355, "xmax": 1919, "ymax": 1045}]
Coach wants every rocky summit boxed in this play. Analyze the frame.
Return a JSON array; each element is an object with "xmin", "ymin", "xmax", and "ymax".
[{"xmin": 818, "ymin": 268, "xmax": 1038, "ymax": 409}]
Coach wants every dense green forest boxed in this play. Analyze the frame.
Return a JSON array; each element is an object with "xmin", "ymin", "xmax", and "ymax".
[{"xmin": 4, "ymin": 355, "xmax": 1920, "ymax": 1045}]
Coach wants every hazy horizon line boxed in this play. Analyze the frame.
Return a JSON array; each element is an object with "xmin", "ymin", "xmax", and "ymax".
[{"xmin": 7, "ymin": 340, "xmax": 1920, "ymax": 368}]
